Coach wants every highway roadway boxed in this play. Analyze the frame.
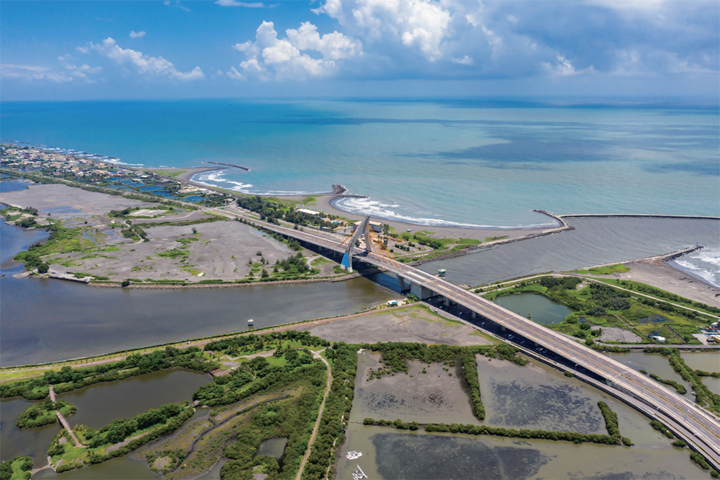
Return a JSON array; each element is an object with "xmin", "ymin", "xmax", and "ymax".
[{"xmin": 209, "ymin": 205, "xmax": 720, "ymax": 467}]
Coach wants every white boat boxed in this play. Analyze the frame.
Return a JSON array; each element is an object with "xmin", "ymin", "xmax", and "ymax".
[{"xmin": 346, "ymin": 451, "xmax": 362, "ymax": 460}]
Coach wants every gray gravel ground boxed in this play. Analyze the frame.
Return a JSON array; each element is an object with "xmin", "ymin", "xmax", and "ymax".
[
  {"xmin": 0, "ymin": 183, "xmax": 152, "ymax": 218},
  {"xmin": 48, "ymin": 220, "xmax": 299, "ymax": 281},
  {"xmin": 302, "ymin": 306, "xmax": 495, "ymax": 345}
]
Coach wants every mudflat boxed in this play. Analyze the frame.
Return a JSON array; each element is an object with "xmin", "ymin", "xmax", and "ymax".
[{"xmin": 351, "ymin": 353, "xmax": 480, "ymax": 425}]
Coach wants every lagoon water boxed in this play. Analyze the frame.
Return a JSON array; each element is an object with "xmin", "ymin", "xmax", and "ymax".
[
  {"xmin": 1, "ymin": 370, "xmax": 207, "ymax": 474},
  {"xmin": 494, "ymin": 293, "xmax": 572, "ymax": 325},
  {"xmin": 421, "ymin": 216, "xmax": 720, "ymax": 286},
  {"xmin": 0, "ymin": 215, "xmax": 396, "ymax": 366}
]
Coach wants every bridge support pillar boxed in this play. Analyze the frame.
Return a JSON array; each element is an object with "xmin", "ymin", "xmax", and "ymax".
[
  {"xmin": 411, "ymin": 283, "xmax": 435, "ymax": 300},
  {"xmin": 472, "ymin": 311, "xmax": 477, "ymax": 319},
  {"xmin": 397, "ymin": 277, "xmax": 408, "ymax": 291},
  {"xmin": 444, "ymin": 298, "xmax": 450, "ymax": 307}
]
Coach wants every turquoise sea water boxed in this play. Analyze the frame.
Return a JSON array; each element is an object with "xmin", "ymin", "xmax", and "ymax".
[
  {"xmin": 2, "ymin": 99, "xmax": 718, "ymax": 228},
  {"xmin": 2, "ymin": 99, "xmax": 718, "ymax": 284}
]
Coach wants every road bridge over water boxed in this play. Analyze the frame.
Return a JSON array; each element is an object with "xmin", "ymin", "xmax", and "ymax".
[{"xmin": 210, "ymin": 206, "xmax": 720, "ymax": 468}]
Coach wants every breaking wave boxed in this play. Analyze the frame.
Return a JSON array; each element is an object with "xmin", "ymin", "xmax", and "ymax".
[{"xmin": 333, "ymin": 196, "xmax": 558, "ymax": 230}]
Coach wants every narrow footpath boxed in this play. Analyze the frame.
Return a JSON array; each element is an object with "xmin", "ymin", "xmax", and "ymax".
[
  {"xmin": 49, "ymin": 385, "xmax": 82, "ymax": 448},
  {"xmin": 295, "ymin": 349, "xmax": 332, "ymax": 480}
]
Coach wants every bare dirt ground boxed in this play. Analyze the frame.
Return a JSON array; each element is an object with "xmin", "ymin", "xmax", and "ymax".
[
  {"xmin": 132, "ymin": 210, "xmax": 214, "ymax": 225},
  {"xmin": 300, "ymin": 305, "xmax": 495, "ymax": 346},
  {"xmin": 608, "ymin": 260, "xmax": 720, "ymax": 307},
  {"xmin": 49, "ymin": 220, "xmax": 295, "ymax": 281},
  {"xmin": 0, "ymin": 183, "xmax": 153, "ymax": 218},
  {"xmin": 351, "ymin": 353, "xmax": 480, "ymax": 425},
  {"xmin": 592, "ymin": 326, "xmax": 642, "ymax": 343}
]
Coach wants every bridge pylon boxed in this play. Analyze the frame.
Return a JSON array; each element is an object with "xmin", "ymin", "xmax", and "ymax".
[{"xmin": 340, "ymin": 215, "xmax": 371, "ymax": 272}]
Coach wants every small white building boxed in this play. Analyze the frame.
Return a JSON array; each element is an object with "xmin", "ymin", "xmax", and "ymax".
[
  {"xmin": 297, "ymin": 208, "xmax": 320, "ymax": 216},
  {"xmin": 649, "ymin": 335, "xmax": 666, "ymax": 343}
]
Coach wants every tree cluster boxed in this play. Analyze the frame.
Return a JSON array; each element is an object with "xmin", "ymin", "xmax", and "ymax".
[
  {"xmin": 304, "ymin": 343, "xmax": 357, "ymax": 480},
  {"xmin": 365, "ymin": 420, "xmax": 626, "ymax": 446},
  {"xmin": 0, "ymin": 456, "xmax": 33, "ymax": 480},
  {"xmin": 87, "ymin": 403, "xmax": 185, "ymax": 447},
  {"xmin": 16, "ymin": 400, "xmax": 76, "ymax": 429},
  {"xmin": 644, "ymin": 347, "xmax": 720, "ymax": 414},
  {"xmin": 460, "ymin": 351, "xmax": 485, "ymax": 420}
]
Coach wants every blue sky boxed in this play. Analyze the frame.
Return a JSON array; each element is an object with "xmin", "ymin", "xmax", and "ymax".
[{"xmin": 1, "ymin": 0, "xmax": 718, "ymax": 100}]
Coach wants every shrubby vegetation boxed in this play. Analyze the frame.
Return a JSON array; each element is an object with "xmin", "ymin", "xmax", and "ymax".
[
  {"xmin": 368, "ymin": 420, "xmax": 625, "ymax": 445},
  {"xmin": 649, "ymin": 373, "xmax": 687, "ymax": 395},
  {"xmin": 85, "ymin": 403, "xmax": 186, "ymax": 448},
  {"xmin": 650, "ymin": 420, "xmax": 674, "ymax": 439},
  {"xmin": 236, "ymin": 195, "xmax": 337, "ymax": 229},
  {"xmin": 486, "ymin": 275, "xmax": 713, "ymax": 344},
  {"xmin": 219, "ymin": 363, "xmax": 328, "ymax": 479},
  {"xmin": 48, "ymin": 405, "xmax": 195, "ymax": 472},
  {"xmin": 0, "ymin": 456, "xmax": 32, "ymax": 480},
  {"xmin": 303, "ymin": 343, "xmax": 357, "ymax": 480},
  {"xmin": 597, "ymin": 401, "xmax": 620, "ymax": 439},
  {"xmin": 359, "ymin": 343, "xmax": 526, "ymax": 378},
  {"xmin": 204, "ymin": 330, "xmax": 329, "ymax": 356},
  {"xmin": 0, "ymin": 347, "xmax": 218, "ymax": 400},
  {"xmin": 16, "ymin": 400, "xmax": 76, "ymax": 429},
  {"xmin": 643, "ymin": 347, "xmax": 720, "ymax": 414},
  {"xmin": 460, "ymin": 350, "xmax": 485, "ymax": 420}
]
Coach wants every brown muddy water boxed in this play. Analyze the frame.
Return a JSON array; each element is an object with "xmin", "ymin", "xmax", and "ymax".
[
  {"xmin": 607, "ymin": 352, "xmax": 696, "ymax": 400},
  {"xmin": 337, "ymin": 352, "xmax": 705, "ymax": 479},
  {"xmin": 334, "ymin": 423, "xmax": 703, "ymax": 480},
  {"xmin": 351, "ymin": 353, "xmax": 479, "ymax": 426},
  {"xmin": 335, "ymin": 348, "xmax": 707, "ymax": 480},
  {"xmin": 61, "ymin": 370, "xmax": 211, "ymax": 429},
  {"xmin": 1, "ymin": 213, "xmax": 396, "ymax": 367},
  {"xmin": 0, "ymin": 370, "xmax": 209, "ymax": 475},
  {"xmin": 476, "ymin": 355, "xmax": 607, "ymax": 434}
]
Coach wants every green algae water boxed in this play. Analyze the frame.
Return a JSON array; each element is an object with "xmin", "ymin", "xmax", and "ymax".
[{"xmin": 494, "ymin": 293, "xmax": 572, "ymax": 325}]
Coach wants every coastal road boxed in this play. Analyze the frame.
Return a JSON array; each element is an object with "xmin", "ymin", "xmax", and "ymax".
[{"xmin": 204, "ymin": 207, "xmax": 720, "ymax": 467}]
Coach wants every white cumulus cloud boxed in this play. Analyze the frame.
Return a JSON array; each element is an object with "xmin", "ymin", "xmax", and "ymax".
[
  {"xmin": 130, "ymin": 30, "xmax": 146, "ymax": 38},
  {"xmin": 1, "ymin": 57, "xmax": 101, "ymax": 83},
  {"xmin": 229, "ymin": 21, "xmax": 361, "ymax": 80},
  {"xmin": 87, "ymin": 37, "xmax": 203, "ymax": 81},
  {"xmin": 452, "ymin": 55, "xmax": 474, "ymax": 65},
  {"xmin": 317, "ymin": 0, "xmax": 451, "ymax": 60}
]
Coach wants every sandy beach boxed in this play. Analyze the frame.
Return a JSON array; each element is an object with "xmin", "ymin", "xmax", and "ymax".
[
  {"xmin": 614, "ymin": 259, "xmax": 720, "ymax": 307},
  {"xmin": 308, "ymin": 194, "xmax": 555, "ymax": 242}
]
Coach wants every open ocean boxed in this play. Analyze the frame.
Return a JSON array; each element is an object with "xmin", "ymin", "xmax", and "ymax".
[{"xmin": 2, "ymin": 99, "xmax": 718, "ymax": 285}]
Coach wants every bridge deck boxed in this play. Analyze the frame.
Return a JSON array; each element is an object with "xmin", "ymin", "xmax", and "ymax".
[{"xmin": 208, "ymin": 205, "xmax": 720, "ymax": 467}]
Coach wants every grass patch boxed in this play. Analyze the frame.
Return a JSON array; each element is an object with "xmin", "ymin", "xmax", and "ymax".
[
  {"xmin": 147, "ymin": 169, "xmax": 187, "ymax": 178},
  {"xmin": 585, "ymin": 264, "xmax": 631, "ymax": 275},
  {"xmin": 311, "ymin": 256, "xmax": 330, "ymax": 266}
]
